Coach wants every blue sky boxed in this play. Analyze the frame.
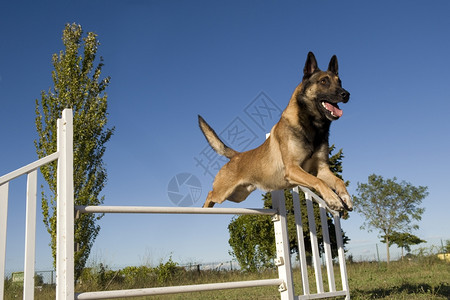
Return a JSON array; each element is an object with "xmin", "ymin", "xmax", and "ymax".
[{"xmin": 1, "ymin": 1, "xmax": 450, "ymax": 272}]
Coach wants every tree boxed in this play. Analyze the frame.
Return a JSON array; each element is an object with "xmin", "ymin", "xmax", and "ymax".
[
  {"xmin": 35, "ymin": 23, "xmax": 114, "ymax": 280},
  {"xmin": 353, "ymin": 174, "xmax": 428, "ymax": 264},
  {"xmin": 228, "ymin": 146, "xmax": 350, "ymax": 271},
  {"xmin": 228, "ymin": 214, "xmax": 275, "ymax": 272},
  {"xmin": 381, "ymin": 231, "xmax": 426, "ymax": 260}
]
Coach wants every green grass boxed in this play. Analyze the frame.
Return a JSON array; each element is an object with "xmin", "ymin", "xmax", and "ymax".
[
  {"xmin": 347, "ymin": 257, "xmax": 449, "ymax": 299},
  {"xmin": 5, "ymin": 256, "xmax": 449, "ymax": 299}
]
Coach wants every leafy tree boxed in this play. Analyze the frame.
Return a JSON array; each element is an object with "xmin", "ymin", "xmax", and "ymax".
[
  {"xmin": 381, "ymin": 231, "xmax": 426, "ymax": 260},
  {"xmin": 228, "ymin": 213, "xmax": 275, "ymax": 272},
  {"xmin": 35, "ymin": 23, "xmax": 114, "ymax": 280},
  {"xmin": 228, "ymin": 146, "xmax": 350, "ymax": 271},
  {"xmin": 353, "ymin": 174, "xmax": 428, "ymax": 264}
]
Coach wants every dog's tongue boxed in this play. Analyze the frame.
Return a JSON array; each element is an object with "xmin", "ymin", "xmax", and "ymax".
[{"xmin": 324, "ymin": 102, "xmax": 343, "ymax": 118}]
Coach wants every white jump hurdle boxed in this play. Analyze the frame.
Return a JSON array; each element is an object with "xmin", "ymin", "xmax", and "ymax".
[
  {"xmin": 0, "ymin": 109, "xmax": 350, "ymax": 300},
  {"xmin": 0, "ymin": 109, "xmax": 74, "ymax": 300}
]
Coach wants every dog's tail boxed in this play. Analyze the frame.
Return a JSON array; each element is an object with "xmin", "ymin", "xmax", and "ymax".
[{"xmin": 198, "ymin": 115, "xmax": 239, "ymax": 159}]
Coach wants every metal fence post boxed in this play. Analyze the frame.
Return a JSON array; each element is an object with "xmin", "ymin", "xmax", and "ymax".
[
  {"xmin": 333, "ymin": 215, "xmax": 350, "ymax": 299},
  {"xmin": 319, "ymin": 202, "xmax": 336, "ymax": 292},
  {"xmin": 0, "ymin": 182, "xmax": 9, "ymax": 298},
  {"xmin": 305, "ymin": 190, "xmax": 324, "ymax": 294},
  {"xmin": 292, "ymin": 187, "xmax": 310, "ymax": 295},
  {"xmin": 271, "ymin": 190, "xmax": 295, "ymax": 300},
  {"xmin": 56, "ymin": 109, "xmax": 74, "ymax": 300},
  {"xmin": 23, "ymin": 170, "xmax": 37, "ymax": 299}
]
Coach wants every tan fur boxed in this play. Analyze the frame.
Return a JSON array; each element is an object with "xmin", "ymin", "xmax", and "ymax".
[{"xmin": 199, "ymin": 52, "xmax": 353, "ymax": 211}]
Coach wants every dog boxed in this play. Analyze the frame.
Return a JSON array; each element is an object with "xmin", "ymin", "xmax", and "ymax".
[{"xmin": 198, "ymin": 52, "xmax": 353, "ymax": 211}]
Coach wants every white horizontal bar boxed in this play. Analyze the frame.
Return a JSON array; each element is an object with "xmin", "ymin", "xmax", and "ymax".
[
  {"xmin": 75, "ymin": 205, "xmax": 278, "ymax": 216},
  {"xmin": 0, "ymin": 152, "xmax": 59, "ymax": 185},
  {"xmin": 76, "ymin": 278, "xmax": 283, "ymax": 299},
  {"xmin": 297, "ymin": 290, "xmax": 348, "ymax": 299}
]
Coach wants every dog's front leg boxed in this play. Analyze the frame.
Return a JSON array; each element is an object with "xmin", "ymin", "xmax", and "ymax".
[
  {"xmin": 285, "ymin": 164, "xmax": 345, "ymax": 211},
  {"xmin": 317, "ymin": 167, "xmax": 353, "ymax": 211}
]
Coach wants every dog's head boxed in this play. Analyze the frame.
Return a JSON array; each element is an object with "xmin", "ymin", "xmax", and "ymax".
[{"xmin": 299, "ymin": 52, "xmax": 350, "ymax": 122}]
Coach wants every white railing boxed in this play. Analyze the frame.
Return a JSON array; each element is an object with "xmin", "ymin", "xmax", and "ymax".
[
  {"xmin": 0, "ymin": 108, "xmax": 349, "ymax": 300},
  {"xmin": 73, "ymin": 189, "xmax": 349, "ymax": 300},
  {"xmin": 0, "ymin": 109, "xmax": 74, "ymax": 300},
  {"xmin": 294, "ymin": 186, "xmax": 350, "ymax": 299}
]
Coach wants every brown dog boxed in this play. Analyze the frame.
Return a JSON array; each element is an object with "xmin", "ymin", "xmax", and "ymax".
[{"xmin": 198, "ymin": 52, "xmax": 353, "ymax": 211}]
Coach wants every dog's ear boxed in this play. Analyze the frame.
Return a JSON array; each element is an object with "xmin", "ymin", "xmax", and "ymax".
[
  {"xmin": 328, "ymin": 55, "xmax": 339, "ymax": 76},
  {"xmin": 303, "ymin": 52, "xmax": 318, "ymax": 79}
]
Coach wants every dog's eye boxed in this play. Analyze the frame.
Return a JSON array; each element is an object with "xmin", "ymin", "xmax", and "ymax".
[{"xmin": 320, "ymin": 78, "xmax": 328, "ymax": 85}]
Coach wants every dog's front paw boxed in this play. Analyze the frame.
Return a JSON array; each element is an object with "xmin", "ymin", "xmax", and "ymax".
[
  {"xmin": 339, "ymin": 194, "xmax": 353, "ymax": 211},
  {"xmin": 322, "ymin": 191, "xmax": 345, "ymax": 212},
  {"xmin": 327, "ymin": 200, "xmax": 344, "ymax": 212}
]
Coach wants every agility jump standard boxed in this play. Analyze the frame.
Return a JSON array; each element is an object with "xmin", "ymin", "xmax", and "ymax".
[{"xmin": 0, "ymin": 109, "xmax": 349, "ymax": 300}]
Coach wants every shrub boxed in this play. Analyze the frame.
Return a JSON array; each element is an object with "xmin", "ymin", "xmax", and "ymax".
[{"xmin": 155, "ymin": 256, "xmax": 181, "ymax": 284}]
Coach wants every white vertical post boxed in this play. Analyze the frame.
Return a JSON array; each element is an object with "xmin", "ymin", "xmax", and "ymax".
[
  {"xmin": 56, "ymin": 109, "xmax": 74, "ymax": 300},
  {"xmin": 0, "ymin": 182, "xmax": 9, "ymax": 298},
  {"xmin": 292, "ymin": 187, "xmax": 310, "ymax": 295},
  {"xmin": 333, "ymin": 214, "xmax": 350, "ymax": 299},
  {"xmin": 271, "ymin": 190, "xmax": 294, "ymax": 300},
  {"xmin": 305, "ymin": 191, "xmax": 324, "ymax": 294},
  {"xmin": 319, "ymin": 203, "xmax": 335, "ymax": 292},
  {"xmin": 24, "ymin": 170, "xmax": 37, "ymax": 299}
]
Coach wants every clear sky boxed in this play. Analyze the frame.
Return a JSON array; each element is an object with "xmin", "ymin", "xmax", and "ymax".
[{"xmin": 1, "ymin": 1, "xmax": 449, "ymax": 272}]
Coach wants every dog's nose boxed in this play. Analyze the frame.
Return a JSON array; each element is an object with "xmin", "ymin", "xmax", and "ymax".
[{"xmin": 341, "ymin": 90, "xmax": 350, "ymax": 103}]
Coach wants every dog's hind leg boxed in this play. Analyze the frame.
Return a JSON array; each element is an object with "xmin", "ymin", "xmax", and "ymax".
[
  {"xmin": 203, "ymin": 191, "xmax": 217, "ymax": 208},
  {"xmin": 202, "ymin": 184, "xmax": 255, "ymax": 208},
  {"xmin": 202, "ymin": 188, "xmax": 232, "ymax": 208},
  {"xmin": 202, "ymin": 167, "xmax": 234, "ymax": 208},
  {"xmin": 202, "ymin": 174, "xmax": 235, "ymax": 208},
  {"xmin": 202, "ymin": 163, "xmax": 254, "ymax": 208}
]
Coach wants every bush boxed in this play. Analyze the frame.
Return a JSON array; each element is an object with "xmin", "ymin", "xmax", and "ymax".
[
  {"xmin": 78, "ymin": 263, "xmax": 120, "ymax": 289},
  {"xmin": 119, "ymin": 265, "xmax": 154, "ymax": 286},
  {"xmin": 155, "ymin": 256, "xmax": 182, "ymax": 284}
]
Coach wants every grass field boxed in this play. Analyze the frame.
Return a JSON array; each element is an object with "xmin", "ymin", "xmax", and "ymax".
[
  {"xmin": 346, "ymin": 257, "xmax": 449, "ymax": 299},
  {"xmin": 4, "ymin": 255, "xmax": 449, "ymax": 299}
]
